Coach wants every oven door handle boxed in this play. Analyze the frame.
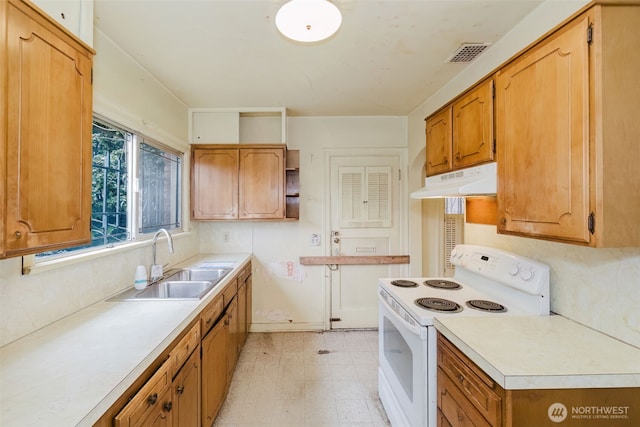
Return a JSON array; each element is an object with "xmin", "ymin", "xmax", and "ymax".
[{"xmin": 379, "ymin": 293, "xmax": 423, "ymax": 337}]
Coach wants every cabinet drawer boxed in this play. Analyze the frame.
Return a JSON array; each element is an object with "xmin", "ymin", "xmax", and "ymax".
[
  {"xmin": 115, "ymin": 359, "xmax": 171, "ymax": 427},
  {"xmin": 438, "ymin": 335, "xmax": 501, "ymax": 425},
  {"xmin": 438, "ymin": 367, "xmax": 491, "ymax": 427},
  {"xmin": 201, "ymin": 296, "xmax": 224, "ymax": 335},
  {"xmin": 237, "ymin": 265, "xmax": 250, "ymax": 283},
  {"xmin": 223, "ymin": 278, "xmax": 238, "ymax": 306},
  {"xmin": 169, "ymin": 322, "xmax": 200, "ymax": 376}
]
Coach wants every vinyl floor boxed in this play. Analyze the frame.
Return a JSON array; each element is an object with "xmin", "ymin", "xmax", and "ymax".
[{"xmin": 214, "ymin": 330, "xmax": 391, "ymax": 427}]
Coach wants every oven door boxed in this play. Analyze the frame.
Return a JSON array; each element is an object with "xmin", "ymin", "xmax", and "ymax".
[{"xmin": 378, "ymin": 287, "xmax": 437, "ymax": 427}]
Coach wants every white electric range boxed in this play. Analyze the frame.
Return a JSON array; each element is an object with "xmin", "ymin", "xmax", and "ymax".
[{"xmin": 377, "ymin": 244, "xmax": 550, "ymax": 427}]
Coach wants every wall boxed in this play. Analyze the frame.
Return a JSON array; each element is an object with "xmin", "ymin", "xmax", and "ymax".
[
  {"xmin": 0, "ymin": 30, "xmax": 197, "ymax": 347},
  {"xmin": 408, "ymin": 0, "xmax": 640, "ymax": 348},
  {"xmin": 198, "ymin": 116, "xmax": 408, "ymax": 331}
]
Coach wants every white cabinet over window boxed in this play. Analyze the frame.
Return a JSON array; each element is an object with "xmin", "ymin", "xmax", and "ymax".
[{"xmin": 189, "ymin": 107, "xmax": 286, "ymax": 144}]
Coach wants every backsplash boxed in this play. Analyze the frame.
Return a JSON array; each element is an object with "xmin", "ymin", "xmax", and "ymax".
[
  {"xmin": 0, "ymin": 235, "xmax": 199, "ymax": 347},
  {"xmin": 465, "ymin": 223, "xmax": 640, "ymax": 349}
]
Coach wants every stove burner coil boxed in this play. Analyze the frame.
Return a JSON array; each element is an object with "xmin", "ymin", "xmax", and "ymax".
[
  {"xmin": 466, "ymin": 299, "xmax": 507, "ymax": 313},
  {"xmin": 390, "ymin": 280, "xmax": 419, "ymax": 288},
  {"xmin": 415, "ymin": 297, "xmax": 463, "ymax": 313},
  {"xmin": 424, "ymin": 279, "xmax": 462, "ymax": 290}
]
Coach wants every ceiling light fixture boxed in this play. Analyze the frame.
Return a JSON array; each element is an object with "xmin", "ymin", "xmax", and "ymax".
[{"xmin": 276, "ymin": 0, "xmax": 342, "ymax": 43}]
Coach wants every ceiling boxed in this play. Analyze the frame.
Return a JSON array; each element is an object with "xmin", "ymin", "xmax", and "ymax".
[{"xmin": 93, "ymin": 0, "xmax": 544, "ymax": 117}]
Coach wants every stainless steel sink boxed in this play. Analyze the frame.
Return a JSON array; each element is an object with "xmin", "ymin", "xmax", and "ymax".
[
  {"xmin": 163, "ymin": 268, "xmax": 232, "ymax": 282},
  {"xmin": 135, "ymin": 280, "xmax": 214, "ymax": 299},
  {"xmin": 107, "ymin": 266, "xmax": 233, "ymax": 301}
]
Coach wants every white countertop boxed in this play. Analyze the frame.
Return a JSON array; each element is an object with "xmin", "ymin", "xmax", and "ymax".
[
  {"xmin": 434, "ymin": 315, "xmax": 640, "ymax": 390},
  {"xmin": 0, "ymin": 253, "xmax": 251, "ymax": 427}
]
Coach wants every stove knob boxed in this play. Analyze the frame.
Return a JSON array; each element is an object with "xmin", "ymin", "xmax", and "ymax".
[
  {"xmin": 508, "ymin": 265, "xmax": 520, "ymax": 276},
  {"xmin": 520, "ymin": 269, "xmax": 534, "ymax": 281}
]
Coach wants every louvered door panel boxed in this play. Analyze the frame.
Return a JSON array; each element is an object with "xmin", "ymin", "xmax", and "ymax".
[{"xmin": 338, "ymin": 166, "xmax": 391, "ymax": 228}]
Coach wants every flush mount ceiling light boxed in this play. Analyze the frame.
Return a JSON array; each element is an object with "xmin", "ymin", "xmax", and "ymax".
[{"xmin": 276, "ymin": 0, "xmax": 342, "ymax": 43}]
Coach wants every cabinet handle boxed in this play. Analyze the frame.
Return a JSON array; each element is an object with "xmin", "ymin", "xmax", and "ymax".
[
  {"xmin": 147, "ymin": 393, "xmax": 158, "ymax": 405},
  {"xmin": 163, "ymin": 401, "xmax": 173, "ymax": 412},
  {"xmin": 177, "ymin": 385, "xmax": 184, "ymax": 395}
]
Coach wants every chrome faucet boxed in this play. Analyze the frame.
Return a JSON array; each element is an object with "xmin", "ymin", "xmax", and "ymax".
[{"xmin": 150, "ymin": 228, "xmax": 175, "ymax": 280}]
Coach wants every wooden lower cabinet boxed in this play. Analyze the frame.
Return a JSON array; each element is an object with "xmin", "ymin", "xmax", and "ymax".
[
  {"xmin": 438, "ymin": 334, "xmax": 501, "ymax": 427},
  {"xmin": 114, "ymin": 360, "xmax": 173, "ymax": 427},
  {"xmin": 437, "ymin": 333, "xmax": 640, "ymax": 427},
  {"xmin": 172, "ymin": 348, "xmax": 200, "ymax": 427},
  {"xmin": 201, "ymin": 317, "xmax": 228, "ymax": 427},
  {"xmin": 226, "ymin": 296, "xmax": 239, "ymax": 380},
  {"xmin": 104, "ymin": 262, "xmax": 252, "ymax": 427}
]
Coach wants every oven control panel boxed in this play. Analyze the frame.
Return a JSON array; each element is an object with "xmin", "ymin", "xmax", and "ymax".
[{"xmin": 450, "ymin": 245, "xmax": 549, "ymax": 297}]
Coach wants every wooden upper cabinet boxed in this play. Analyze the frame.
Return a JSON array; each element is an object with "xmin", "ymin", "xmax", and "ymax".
[
  {"xmin": 496, "ymin": 14, "xmax": 590, "ymax": 244},
  {"xmin": 425, "ymin": 78, "xmax": 494, "ymax": 177},
  {"xmin": 496, "ymin": 4, "xmax": 640, "ymax": 247},
  {"xmin": 238, "ymin": 147, "xmax": 285, "ymax": 219},
  {"xmin": 1, "ymin": 0, "xmax": 94, "ymax": 258},
  {"xmin": 452, "ymin": 79, "xmax": 494, "ymax": 169},
  {"xmin": 425, "ymin": 108, "xmax": 452, "ymax": 176},
  {"xmin": 191, "ymin": 148, "xmax": 239, "ymax": 219},
  {"xmin": 191, "ymin": 144, "xmax": 285, "ymax": 220}
]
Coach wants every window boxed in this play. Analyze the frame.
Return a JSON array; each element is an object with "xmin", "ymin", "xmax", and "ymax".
[
  {"xmin": 36, "ymin": 116, "xmax": 182, "ymax": 259},
  {"xmin": 443, "ymin": 198, "xmax": 464, "ymax": 276}
]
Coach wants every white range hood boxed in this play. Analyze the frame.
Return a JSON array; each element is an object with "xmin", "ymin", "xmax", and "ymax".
[{"xmin": 411, "ymin": 162, "xmax": 497, "ymax": 198}]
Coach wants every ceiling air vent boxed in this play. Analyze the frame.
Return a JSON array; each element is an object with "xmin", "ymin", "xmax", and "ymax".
[{"xmin": 446, "ymin": 43, "xmax": 491, "ymax": 63}]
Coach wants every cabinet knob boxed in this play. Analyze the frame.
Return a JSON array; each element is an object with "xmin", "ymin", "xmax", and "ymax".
[
  {"xmin": 147, "ymin": 393, "xmax": 158, "ymax": 405},
  {"xmin": 163, "ymin": 401, "xmax": 173, "ymax": 412},
  {"xmin": 458, "ymin": 374, "xmax": 464, "ymax": 383},
  {"xmin": 500, "ymin": 217, "xmax": 507, "ymax": 225},
  {"xmin": 177, "ymin": 385, "xmax": 184, "ymax": 395},
  {"xmin": 15, "ymin": 231, "xmax": 22, "ymax": 238}
]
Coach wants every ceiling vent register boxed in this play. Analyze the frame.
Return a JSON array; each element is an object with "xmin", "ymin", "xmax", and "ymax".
[{"xmin": 447, "ymin": 43, "xmax": 491, "ymax": 63}]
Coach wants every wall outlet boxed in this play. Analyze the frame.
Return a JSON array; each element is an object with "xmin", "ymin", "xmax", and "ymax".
[{"xmin": 311, "ymin": 234, "xmax": 321, "ymax": 246}]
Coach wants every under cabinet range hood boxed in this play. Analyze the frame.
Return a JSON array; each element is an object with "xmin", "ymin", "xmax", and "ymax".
[{"xmin": 411, "ymin": 162, "xmax": 497, "ymax": 198}]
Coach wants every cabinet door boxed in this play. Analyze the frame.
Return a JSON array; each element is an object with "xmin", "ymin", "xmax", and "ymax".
[
  {"xmin": 226, "ymin": 296, "xmax": 239, "ymax": 379},
  {"xmin": 238, "ymin": 147, "xmax": 285, "ymax": 218},
  {"xmin": 191, "ymin": 148, "xmax": 238, "ymax": 219},
  {"xmin": 452, "ymin": 79, "xmax": 494, "ymax": 169},
  {"xmin": 4, "ymin": 0, "xmax": 93, "ymax": 256},
  {"xmin": 425, "ymin": 108, "xmax": 452, "ymax": 176},
  {"xmin": 201, "ymin": 318, "xmax": 227, "ymax": 427},
  {"xmin": 496, "ymin": 15, "xmax": 590, "ymax": 243},
  {"xmin": 246, "ymin": 272, "xmax": 252, "ymax": 337},
  {"xmin": 172, "ymin": 348, "xmax": 200, "ymax": 427},
  {"xmin": 237, "ymin": 279, "xmax": 247, "ymax": 351}
]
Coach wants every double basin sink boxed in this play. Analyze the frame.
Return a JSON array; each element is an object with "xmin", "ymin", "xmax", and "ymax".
[{"xmin": 109, "ymin": 262, "xmax": 235, "ymax": 301}]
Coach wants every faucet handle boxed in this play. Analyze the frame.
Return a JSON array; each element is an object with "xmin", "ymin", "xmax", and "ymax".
[{"xmin": 150, "ymin": 264, "xmax": 164, "ymax": 280}]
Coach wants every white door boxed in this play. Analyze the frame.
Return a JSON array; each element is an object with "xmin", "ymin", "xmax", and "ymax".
[{"xmin": 328, "ymin": 153, "xmax": 406, "ymax": 329}]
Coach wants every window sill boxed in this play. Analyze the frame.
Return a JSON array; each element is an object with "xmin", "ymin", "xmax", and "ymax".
[{"xmin": 22, "ymin": 231, "xmax": 194, "ymax": 276}]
